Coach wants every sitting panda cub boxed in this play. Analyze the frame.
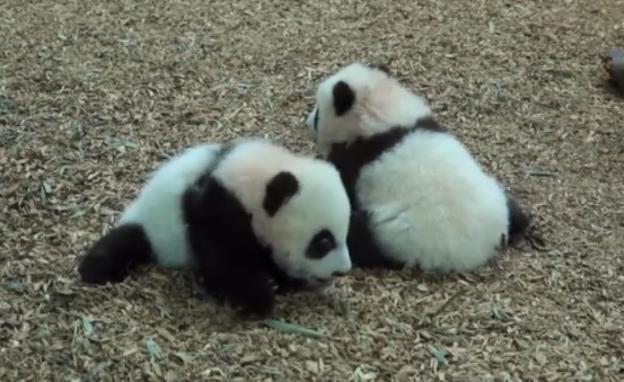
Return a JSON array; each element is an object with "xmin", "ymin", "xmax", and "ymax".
[
  {"xmin": 304, "ymin": 62, "xmax": 530, "ymax": 273},
  {"xmin": 78, "ymin": 138, "xmax": 352, "ymax": 316}
]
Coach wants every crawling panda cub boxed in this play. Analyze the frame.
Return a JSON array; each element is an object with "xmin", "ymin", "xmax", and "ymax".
[
  {"xmin": 304, "ymin": 62, "xmax": 530, "ymax": 273},
  {"xmin": 78, "ymin": 138, "xmax": 352, "ymax": 316}
]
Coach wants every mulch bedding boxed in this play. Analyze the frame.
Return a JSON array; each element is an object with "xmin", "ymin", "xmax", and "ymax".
[{"xmin": 1, "ymin": 0, "xmax": 623, "ymax": 381}]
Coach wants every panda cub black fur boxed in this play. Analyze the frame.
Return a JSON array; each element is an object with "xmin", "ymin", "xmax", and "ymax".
[
  {"xmin": 78, "ymin": 138, "xmax": 352, "ymax": 316},
  {"xmin": 304, "ymin": 62, "xmax": 531, "ymax": 273}
]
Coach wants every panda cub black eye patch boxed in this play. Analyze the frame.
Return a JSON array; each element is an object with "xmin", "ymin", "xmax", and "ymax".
[{"xmin": 305, "ymin": 229, "xmax": 336, "ymax": 259}]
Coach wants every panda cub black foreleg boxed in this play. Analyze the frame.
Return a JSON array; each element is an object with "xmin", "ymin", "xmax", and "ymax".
[
  {"xmin": 78, "ymin": 223, "xmax": 153, "ymax": 284},
  {"xmin": 192, "ymin": 260, "xmax": 276, "ymax": 317},
  {"xmin": 183, "ymin": 175, "xmax": 282, "ymax": 317},
  {"xmin": 347, "ymin": 210, "xmax": 405, "ymax": 269},
  {"xmin": 185, "ymin": 223, "xmax": 277, "ymax": 317}
]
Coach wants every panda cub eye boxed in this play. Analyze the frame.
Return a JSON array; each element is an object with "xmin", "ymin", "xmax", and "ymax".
[{"xmin": 306, "ymin": 229, "xmax": 336, "ymax": 259}]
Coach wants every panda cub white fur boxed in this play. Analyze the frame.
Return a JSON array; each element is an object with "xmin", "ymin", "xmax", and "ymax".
[
  {"xmin": 78, "ymin": 138, "xmax": 352, "ymax": 316},
  {"xmin": 304, "ymin": 62, "xmax": 530, "ymax": 273}
]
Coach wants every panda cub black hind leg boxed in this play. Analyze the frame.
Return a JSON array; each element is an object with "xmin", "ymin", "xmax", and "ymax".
[
  {"xmin": 505, "ymin": 192, "xmax": 545, "ymax": 250},
  {"xmin": 78, "ymin": 223, "xmax": 153, "ymax": 284}
]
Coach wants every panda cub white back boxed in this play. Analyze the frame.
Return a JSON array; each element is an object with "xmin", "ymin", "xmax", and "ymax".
[
  {"xmin": 118, "ymin": 143, "xmax": 222, "ymax": 269},
  {"xmin": 78, "ymin": 138, "xmax": 352, "ymax": 316},
  {"xmin": 305, "ymin": 62, "xmax": 530, "ymax": 273}
]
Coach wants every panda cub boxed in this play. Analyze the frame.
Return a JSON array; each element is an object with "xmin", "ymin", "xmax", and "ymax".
[
  {"xmin": 78, "ymin": 138, "xmax": 352, "ymax": 316},
  {"xmin": 304, "ymin": 62, "xmax": 530, "ymax": 273}
]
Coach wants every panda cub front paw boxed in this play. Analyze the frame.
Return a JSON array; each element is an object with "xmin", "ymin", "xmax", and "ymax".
[
  {"xmin": 192, "ymin": 270, "xmax": 276, "ymax": 318},
  {"xmin": 235, "ymin": 275, "xmax": 277, "ymax": 318}
]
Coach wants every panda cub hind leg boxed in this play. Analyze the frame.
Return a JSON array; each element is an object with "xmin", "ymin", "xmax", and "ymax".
[
  {"xmin": 78, "ymin": 223, "xmax": 153, "ymax": 284},
  {"xmin": 505, "ymin": 193, "xmax": 531, "ymax": 245}
]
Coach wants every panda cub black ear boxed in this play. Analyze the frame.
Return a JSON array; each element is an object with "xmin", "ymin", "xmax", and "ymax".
[
  {"xmin": 263, "ymin": 171, "xmax": 300, "ymax": 217},
  {"xmin": 332, "ymin": 81, "xmax": 355, "ymax": 116}
]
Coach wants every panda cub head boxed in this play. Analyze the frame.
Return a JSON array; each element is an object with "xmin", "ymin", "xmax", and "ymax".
[
  {"xmin": 209, "ymin": 139, "xmax": 353, "ymax": 288},
  {"xmin": 305, "ymin": 62, "xmax": 435, "ymax": 156},
  {"xmin": 255, "ymin": 163, "xmax": 352, "ymax": 287}
]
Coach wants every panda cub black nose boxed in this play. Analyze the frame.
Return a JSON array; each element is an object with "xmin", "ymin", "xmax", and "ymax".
[{"xmin": 332, "ymin": 271, "xmax": 348, "ymax": 277}]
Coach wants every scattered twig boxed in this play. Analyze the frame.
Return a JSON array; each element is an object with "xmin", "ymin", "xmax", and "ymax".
[
  {"xmin": 430, "ymin": 289, "xmax": 467, "ymax": 318},
  {"xmin": 527, "ymin": 168, "xmax": 556, "ymax": 178}
]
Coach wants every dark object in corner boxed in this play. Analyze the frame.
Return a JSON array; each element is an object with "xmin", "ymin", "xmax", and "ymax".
[{"xmin": 602, "ymin": 47, "xmax": 624, "ymax": 95}]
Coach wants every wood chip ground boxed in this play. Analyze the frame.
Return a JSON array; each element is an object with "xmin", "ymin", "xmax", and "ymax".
[{"xmin": 1, "ymin": 1, "xmax": 623, "ymax": 381}]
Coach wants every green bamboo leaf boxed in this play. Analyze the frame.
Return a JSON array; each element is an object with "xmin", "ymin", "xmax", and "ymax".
[
  {"xmin": 429, "ymin": 345, "xmax": 448, "ymax": 364},
  {"xmin": 4, "ymin": 282, "xmax": 25, "ymax": 292},
  {"xmin": 145, "ymin": 338, "xmax": 162, "ymax": 359},
  {"xmin": 81, "ymin": 316, "xmax": 94, "ymax": 336},
  {"xmin": 263, "ymin": 319, "xmax": 323, "ymax": 339},
  {"xmin": 0, "ymin": 96, "xmax": 10, "ymax": 113},
  {"xmin": 42, "ymin": 180, "xmax": 53, "ymax": 195}
]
